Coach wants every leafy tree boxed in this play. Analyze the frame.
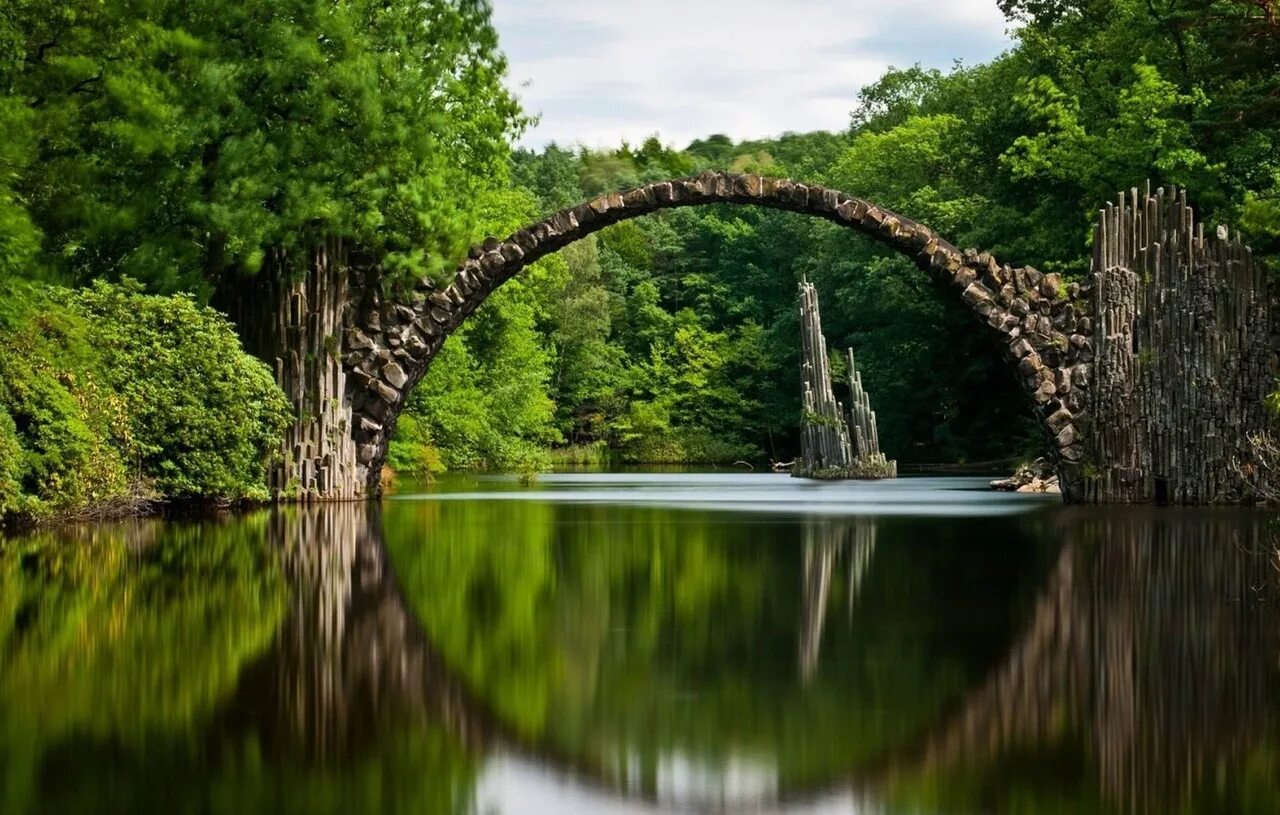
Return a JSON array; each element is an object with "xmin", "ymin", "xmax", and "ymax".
[
  {"xmin": 1002, "ymin": 0, "xmax": 1280, "ymax": 261},
  {"xmin": 2, "ymin": 0, "xmax": 523, "ymax": 290},
  {"xmin": 393, "ymin": 187, "xmax": 561, "ymax": 472}
]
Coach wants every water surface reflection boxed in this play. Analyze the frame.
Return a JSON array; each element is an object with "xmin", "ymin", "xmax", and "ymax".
[{"xmin": 1, "ymin": 475, "xmax": 1278, "ymax": 814}]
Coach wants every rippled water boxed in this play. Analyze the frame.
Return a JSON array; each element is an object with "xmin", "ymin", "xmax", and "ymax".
[{"xmin": 2, "ymin": 473, "xmax": 1278, "ymax": 814}]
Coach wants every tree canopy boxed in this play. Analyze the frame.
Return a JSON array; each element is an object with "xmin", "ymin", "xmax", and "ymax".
[{"xmin": 0, "ymin": 0, "xmax": 523, "ymax": 292}]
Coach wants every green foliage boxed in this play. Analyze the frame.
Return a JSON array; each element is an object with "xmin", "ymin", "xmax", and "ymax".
[
  {"xmin": 70, "ymin": 281, "xmax": 289, "ymax": 501},
  {"xmin": 0, "ymin": 280, "xmax": 287, "ymax": 522},
  {"xmin": 400, "ymin": 186, "xmax": 561, "ymax": 472},
  {"xmin": 1, "ymin": 0, "xmax": 524, "ymax": 289},
  {"xmin": 0, "ymin": 281, "xmax": 131, "ymax": 517},
  {"xmin": 383, "ymin": 497, "xmax": 1051, "ymax": 791},
  {"xmin": 1001, "ymin": 0, "xmax": 1280, "ymax": 265},
  {"xmin": 0, "ymin": 514, "xmax": 286, "ymax": 813},
  {"xmin": 0, "ymin": 407, "xmax": 21, "ymax": 516},
  {"xmin": 386, "ymin": 414, "xmax": 444, "ymax": 479}
]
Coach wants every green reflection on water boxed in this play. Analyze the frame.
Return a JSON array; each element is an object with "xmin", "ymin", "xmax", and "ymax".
[
  {"xmin": 0, "ymin": 515, "xmax": 286, "ymax": 812},
  {"xmin": 382, "ymin": 495, "xmax": 1054, "ymax": 795},
  {"xmin": 3, "ymin": 482, "xmax": 1280, "ymax": 814},
  {"xmin": 0, "ymin": 507, "xmax": 481, "ymax": 815}
]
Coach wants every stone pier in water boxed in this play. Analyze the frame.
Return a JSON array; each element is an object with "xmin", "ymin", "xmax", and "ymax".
[{"xmin": 795, "ymin": 279, "xmax": 896, "ymax": 480}]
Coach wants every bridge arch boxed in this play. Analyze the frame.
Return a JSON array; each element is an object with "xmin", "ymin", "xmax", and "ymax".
[{"xmin": 344, "ymin": 170, "xmax": 1094, "ymax": 499}]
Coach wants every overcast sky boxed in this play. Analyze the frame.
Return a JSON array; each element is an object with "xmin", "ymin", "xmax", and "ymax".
[{"xmin": 491, "ymin": 1, "xmax": 1015, "ymax": 150}]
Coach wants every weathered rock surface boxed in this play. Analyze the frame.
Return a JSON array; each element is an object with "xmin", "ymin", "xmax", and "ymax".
[
  {"xmin": 1082, "ymin": 184, "xmax": 1275, "ymax": 504},
  {"xmin": 794, "ymin": 279, "xmax": 897, "ymax": 480},
  {"xmin": 991, "ymin": 458, "xmax": 1061, "ymax": 494}
]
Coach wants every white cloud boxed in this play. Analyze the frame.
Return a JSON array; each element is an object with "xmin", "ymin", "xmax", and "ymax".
[{"xmin": 491, "ymin": 0, "xmax": 1013, "ymax": 149}]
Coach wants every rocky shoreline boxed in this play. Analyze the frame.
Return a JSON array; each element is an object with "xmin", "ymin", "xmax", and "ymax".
[{"xmin": 991, "ymin": 458, "xmax": 1061, "ymax": 494}]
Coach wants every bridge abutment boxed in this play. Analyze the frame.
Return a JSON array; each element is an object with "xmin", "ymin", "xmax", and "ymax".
[
  {"xmin": 1082, "ymin": 185, "xmax": 1277, "ymax": 504},
  {"xmin": 220, "ymin": 241, "xmax": 377, "ymax": 501}
]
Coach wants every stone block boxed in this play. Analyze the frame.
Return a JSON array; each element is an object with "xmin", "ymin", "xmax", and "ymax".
[
  {"xmin": 1055, "ymin": 424, "xmax": 1077, "ymax": 447},
  {"xmin": 1046, "ymin": 407, "xmax": 1073, "ymax": 433},
  {"xmin": 735, "ymin": 174, "xmax": 763, "ymax": 198},
  {"xmin": 623, "ymin": 187, "xmax": 654, "ymax": 207},
  {"xmin": 513, "ymin": 229, "xmax": 538, "ymax": 252},
  {"xmin": 1017, "ymin": 352, "xmax": 1043, "ymax": 377},
  {"xmin": 1039, "ymin": 273, "xmax": 1062, "ymax": 299},
  {"xmin": 347, "ymin": 328, "xmax": 374, "ymax": 350},
  {"xmin": 382, "ymin": 362, "xmax": 408, "ymax": 389}
]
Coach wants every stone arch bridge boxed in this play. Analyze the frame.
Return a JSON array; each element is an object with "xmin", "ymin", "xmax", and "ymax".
[{"xmin": 231, "ymin": 172, "xmax": 1273, "ymax": 505}]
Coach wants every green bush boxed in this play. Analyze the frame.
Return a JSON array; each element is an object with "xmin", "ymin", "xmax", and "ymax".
[
  {"xmin": 0, "ymin": 406, "xmax": 21, "ymax": 515},
  {"xmin": 71, "ymin": 282, "xmax": 289, "ymax": 502},
  {"xmin": 0, "ymin": 282, "xmax": 131, "ymax": 517},
  {"xmin": 0, "ymin": 280, "xmax": 289, "ymax": 523},
  {"xmin": 386, "ymin": 414, "xmax": 445, "ymax": 479}
]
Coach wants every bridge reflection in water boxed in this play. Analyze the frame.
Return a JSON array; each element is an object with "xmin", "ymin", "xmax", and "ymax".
[
  {"xmin": 258, "ymin": 500, "xmax": 1280, "ymax": 814},
  {"xmin": 3, "ymin": 490, "xmax": 1280, "ymax": 814}
]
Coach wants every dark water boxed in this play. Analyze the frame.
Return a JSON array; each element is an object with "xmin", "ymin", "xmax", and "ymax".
[{"xmin": 3, "ymin": 473, "xmax": 1280, "ymax": 814}]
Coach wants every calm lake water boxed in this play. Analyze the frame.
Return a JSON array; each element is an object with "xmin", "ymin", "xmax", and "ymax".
[{"xmin": 3, "ymin": 473, "xmax": 1280, "ymax": 814}]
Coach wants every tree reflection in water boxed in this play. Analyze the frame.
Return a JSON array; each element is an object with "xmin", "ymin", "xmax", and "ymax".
[
  {"xmin": 0, "ymin": 506, "xmax": 480, "ymax": 815},
  {"xmin": 3, "ymin": 491, "xmax": 1280, "ymax": 814}
]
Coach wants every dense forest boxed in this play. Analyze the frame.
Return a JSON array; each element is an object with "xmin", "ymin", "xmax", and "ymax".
[{"xmin": 1, "ymin": 0, "xmax": 1278, "ymax": 519}]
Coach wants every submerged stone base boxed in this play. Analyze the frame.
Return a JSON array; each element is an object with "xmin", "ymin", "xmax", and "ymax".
[
  {"xmin": 794, "ymin": 456, "xmax": 898, "ymax": 481},
  {"xmin": 991, "ymin": 457, "xmax": 1061, "ymax": 494}
]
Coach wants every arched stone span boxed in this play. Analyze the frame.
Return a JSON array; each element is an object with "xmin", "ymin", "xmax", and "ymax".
[{"xmin": 343, "ymin": 170, "xmax": 1095, "ymax": 499}]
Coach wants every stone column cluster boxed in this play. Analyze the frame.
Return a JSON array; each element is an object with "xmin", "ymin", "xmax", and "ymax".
[
  {"xmin": 220, "ymin": 239, "xmax": 367, "ymax": 500},
  {"xmin": 798, "ymin": 279, "xmax": 855, "ymax": 475},
  {"xmin": 845, "ymin": 348, "xmax": 891, "ymax": 470},
  {"xmin": 795, "ymin": 279, "xmax": 896, "ymax": 480},
  {"xmin": 1086, "ymin": 184, "xmax": 1275, "ymax": 503}
]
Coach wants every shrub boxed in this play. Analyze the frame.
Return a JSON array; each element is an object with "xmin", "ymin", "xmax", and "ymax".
[
  {"xmin": 70, "ymin": 281, "xmax": 290, "ymax": 502},
  {"xmin": 386, "ymin": 414, "xmax": 445, "ymax": 479},
  {"xmin": 0, "ymin": 282, "xmax": 131, "ymax": 517},
  {"xmin": 0, "ymin": 280, "xmax": 289, "ymax": 523},
  {"xmin": 0, "ymin": 406, "xmax": 21, "ymax": 515}
]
